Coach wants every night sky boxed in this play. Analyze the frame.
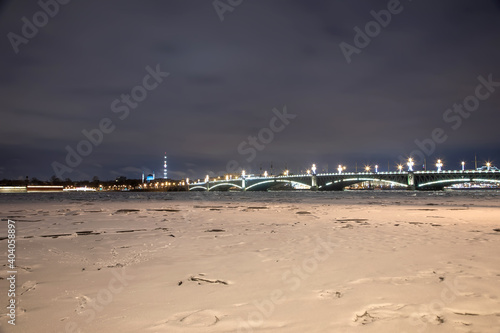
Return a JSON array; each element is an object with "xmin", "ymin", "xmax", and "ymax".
[{"xmin": 1, "ymin": 0, "xmax": 499, "ymax": 181}]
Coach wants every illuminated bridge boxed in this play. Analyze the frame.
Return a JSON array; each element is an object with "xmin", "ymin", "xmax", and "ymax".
[{"xmin": 188, "ymin": 170, "xmax": 500, "ymax": 191}]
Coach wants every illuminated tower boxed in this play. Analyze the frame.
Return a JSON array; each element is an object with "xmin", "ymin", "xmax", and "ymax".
[{"xmin": 163, "ymin": 153, "xmax": 167, "ymax": 179}]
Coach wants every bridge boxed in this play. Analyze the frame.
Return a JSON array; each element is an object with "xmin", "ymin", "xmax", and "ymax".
[{"xmin": 188, "ymin": 170, "xmax": 500, "ymax": 191}]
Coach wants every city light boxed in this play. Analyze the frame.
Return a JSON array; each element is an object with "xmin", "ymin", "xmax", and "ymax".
[
  {"xmin": 436, "ymin": 159, "xmax": 443, "ymax": 172},
  {"xmin": 407, "ymin": 158, "xmax": 414, "ymax": 172}
]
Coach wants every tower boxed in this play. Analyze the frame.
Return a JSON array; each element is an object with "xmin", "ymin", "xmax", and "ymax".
[{"xmin": 163, "ymin": 153, "xmax": 167, "ymax": 179}]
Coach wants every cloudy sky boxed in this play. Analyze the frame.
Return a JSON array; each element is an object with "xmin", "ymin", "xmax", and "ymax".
[{"xmin": 1, "ymin": 0, "xmax": 499, "ymax": 180}]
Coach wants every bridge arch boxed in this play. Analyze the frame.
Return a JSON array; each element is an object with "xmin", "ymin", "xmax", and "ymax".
[
  {"xmin": 208, "ymin": 182, "xmax": 243, "ymax": 191},
  {"xmin": 245, "ymin": 179, "xmax": 311, "ymax": 191},
  {"xmin": 189, "ymin": 185, "xmax": 208, "ymax": 191},
  {"xmin": 418, "ymin": 178, "xmax": 500, "ymax": 190},
  {"xmin": 319, "ymin": 178, "xmax": 408, "ymax": 191}
]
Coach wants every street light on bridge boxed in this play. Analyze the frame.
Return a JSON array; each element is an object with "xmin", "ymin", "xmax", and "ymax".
[
  {"xmin": 284, "ymin": 169, "xmax": 289, "ymax": 176},
  {"xmin": 306, "ymin": 169, "xmax": 310, "ymax": 175},
  {"xmin": 365, "ymin": 165, "xmax": 371, "ymax": 173},
  {"xmin": 407, "ymin": 158, "xmax": 414, "ymax": 172},
  {"xmin": 398, "ymin": 164, "xmax": 403, "ymax": 172},
  {"xmin": 375, "ymin": 165, "xmax": 378, "ymax": 173},
  {"xmin": 264, "ymin": 171, "xmax": 268, "ymax": 177},
  {"xmin": 242, "ymin": 170, "xmax": 246, "ymax": 178},
  {"xmin": 436, "ymin": 159, "xmax": 443, "ymax": 172},
  {"xmin": 205, "ymin": 175, "xmax": 209, "ymax": 182},
  {"xmin": 461, "ymin": 161, "xmax": 465, "ymax": 172},
  {"xmin": 186, "ymin": 178, "xmax": 189, "ymax": 184},
  {"xmin": 338, "ymin": 165, "xmax": 343, "ymax": 174},
  {"xmin": 311, "ymin": 164, "xmax": 317, "ymax": 175},
  {"xmin": 486, "ymin": 162, "xmax": 491, "ymax": 171}
]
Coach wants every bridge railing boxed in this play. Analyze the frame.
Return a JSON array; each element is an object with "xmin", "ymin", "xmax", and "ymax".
[
  {"xmin": 188, "ymin": 169, "xmax": 499, "ymax": 185},
  {"xmin": 414, "ymin": 170, "xmax": 499, "ymax": 174}
]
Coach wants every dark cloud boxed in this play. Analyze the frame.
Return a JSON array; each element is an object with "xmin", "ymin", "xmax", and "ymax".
[{"xmin": 0, "ymin": 0, "xmax": 499, "ymax": 180}]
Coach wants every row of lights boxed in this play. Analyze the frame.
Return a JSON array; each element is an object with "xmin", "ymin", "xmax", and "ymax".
[
  {"xmin": 198, "ymin": 165, "xmax": 317, "ymax": 184},
  {"xmin": 194, "ymin": 160, "xmax": 494, "ymax": 184},
  {"xmin": 405, "ymin": 158, "xmax": 492, "ymax": 172},
  {"xmin": 142, "ymin": 181, "xmax": 185, "ymax": 188}
]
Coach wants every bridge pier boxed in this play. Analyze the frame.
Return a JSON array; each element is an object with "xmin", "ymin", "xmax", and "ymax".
[
  {"xmin": 311, "ymin": 175, "xmax": 318, "ymax": 191},
  {"xmin": 407, "ymin": 172, "xmax": 416, "ymax": 191}
]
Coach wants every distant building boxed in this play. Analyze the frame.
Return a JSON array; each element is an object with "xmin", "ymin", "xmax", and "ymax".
[{"xmin": 142, "ymin": 171, "xmax": 155, "ymax": 183}]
